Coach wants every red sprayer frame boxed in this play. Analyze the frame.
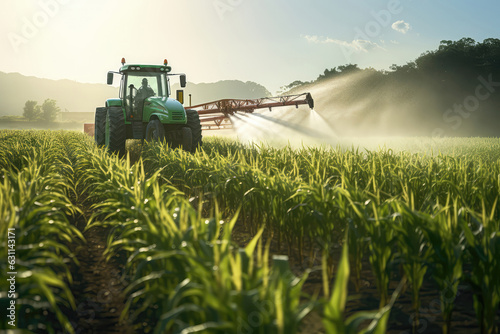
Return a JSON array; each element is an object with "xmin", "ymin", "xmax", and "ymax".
[{"xmin": 188, "ymin": 93, "xmax": 314, "ymax": 129}]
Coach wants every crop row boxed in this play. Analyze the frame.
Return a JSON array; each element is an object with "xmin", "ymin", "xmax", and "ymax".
[
  {"xmin": 74, "ymin": 134, "xmax": 393, "ymax": 333},
  {"xmin": 0, "ymin": 130, "xmax": 84, "ymax": 333},
  {"xmin": 1, "ymin": 130, "xmax": 499, "ymax": 333},
  {"xmin": 142, "ymin": 137, "xmax": 500, "ymax": 333},
  {"xmin": 1, "ymin": 131, "xmax": 393, "ymax": 333}
]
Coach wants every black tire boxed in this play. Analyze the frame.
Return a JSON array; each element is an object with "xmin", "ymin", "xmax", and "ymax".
[
  {"xmin": 95, "ymin": 107, "xmax": 107, "ymax": 146},
  {"xmin": 106, "ymin": 107, "xmax": 126, "ymax": 156},
  {"xmin": 186, "ymin": 109, "xmax": 202, "ymax": 152},
  {"xmin": 182, "ymin": 127, "xmax": 192, "ymax": 152},
  {"xmin": 145, "ymin": 119, "xmax": 165, "ymax": 142}
]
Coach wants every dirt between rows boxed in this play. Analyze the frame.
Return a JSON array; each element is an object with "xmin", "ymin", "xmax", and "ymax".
[
  {"xmin": 67, "ymin": 221, "xmax": 133, "ymax": 334},
  {"xmin": 64, "ymin": 214, "xmax": 495, "ymax": 334}
]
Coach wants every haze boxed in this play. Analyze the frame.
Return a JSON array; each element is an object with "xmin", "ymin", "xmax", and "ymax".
[{"xmin": 2, "ymin": 0, "xmax": 500, "ymax": 94}]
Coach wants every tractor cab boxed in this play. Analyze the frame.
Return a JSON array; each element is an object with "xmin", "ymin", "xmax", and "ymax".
[
  {"xmin": 96, "ymin": 58, "xmax": 201, "ymax": 156},
  {"xmin": 125, "ymin": 74, "xmax": 160, "ymax": 121},
  {"xmin": 107, "ymin": 59, "xmax": 186, "ymax": 123}
]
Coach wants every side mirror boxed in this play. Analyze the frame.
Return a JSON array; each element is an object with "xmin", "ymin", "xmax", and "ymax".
[
  {"xmin": 180, "ymin": 74, "xmax": 187, "ymax": 88},
  {"xmin": 107, "ymin": 72, "xmax": 114, "ymax": 85},
  {"xmin": 176, "ymin": 90, "xmax": 184, "ymax": 104}
]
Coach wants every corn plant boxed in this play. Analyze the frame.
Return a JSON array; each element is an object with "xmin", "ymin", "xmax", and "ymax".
[
  {"xmin": 420, "ymin": 202, "xmax": 465, "ymax": 334},
  {"xmin": 80, "ymin": 138, "xmax": 315, "ymax": 333},
  {"xmin": 0, "ymin": 131, "xmax": 85, "ymax": 333},
  {"xmin": 392, "ymin": 202, "xmax": 432, "ymax": 332},
  {"xmin": 322, "ymin": 232, "xmax": 405, "ymax": 334},
  {"xmin": 462, "ymin": 201, "xmax": 500, "ymax": 334}
]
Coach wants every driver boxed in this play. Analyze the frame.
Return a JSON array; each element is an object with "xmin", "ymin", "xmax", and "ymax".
[
  {"xmin": 135, "ymin": 78, "xmax": 155, "ymax": 112},
  {"xmin": 137, "ymin": 78, "xmax": 155, "ymax": 100}
]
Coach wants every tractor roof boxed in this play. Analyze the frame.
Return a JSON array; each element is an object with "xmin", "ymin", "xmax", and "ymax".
[{"xmin": 120, "ymin": 64, "xmax": 172, "ymax": 73}]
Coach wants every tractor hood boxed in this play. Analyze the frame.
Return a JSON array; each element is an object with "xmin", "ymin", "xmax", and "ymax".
[
  {"xmin": 146, "ymin": 97, "xmax": 184, "ymax": 113},
  {"xmin": 143, "ymin": 97, "xmax": 186, "ymax": 123}
]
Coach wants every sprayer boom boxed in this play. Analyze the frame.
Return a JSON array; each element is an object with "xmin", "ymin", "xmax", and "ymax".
[{"xmin": 188, "ymin": 93, "xmax": 314, "ymax": 129}]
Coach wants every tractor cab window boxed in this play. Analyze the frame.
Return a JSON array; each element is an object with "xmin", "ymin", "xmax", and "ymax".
[
  {"xmin": 127, "ymin": 74, "xmax": 158, "ymax": 98},
  {"xmin": 124, "ymin": 72, "xmax": 168, "ymax": 119}
]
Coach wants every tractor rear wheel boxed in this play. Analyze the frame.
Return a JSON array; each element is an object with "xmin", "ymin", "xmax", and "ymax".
[
  {"xmin": 106, "ymin": 107, "xmax": 126, "ymax": 156},
  {"xmin": 186, "ymin": 109, "xmax": 202, "ymax": 152},
  {"xmin": 95, "ymin": 107, "xmax": 107, "ymax": 146},
  {"xmin": 145, "ymin": 119, "xmax": 165, "ymax": 142},
  {"xmin": 182, "ymin": 127, "xmax": 192, "ymax": 152}
]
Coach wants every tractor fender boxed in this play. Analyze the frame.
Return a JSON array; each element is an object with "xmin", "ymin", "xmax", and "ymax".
[
  {"xmin": 105, "ymin": 99, "xmax": 123, "ymax": 108},
  {"xmin": 148, "ymin": 113, "xmax": 171, "ymax": 123}
]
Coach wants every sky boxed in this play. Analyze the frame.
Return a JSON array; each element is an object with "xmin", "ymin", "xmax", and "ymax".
[{"xmin": 1, "ymin": 0, "xmax": 500, "ymax": 94}]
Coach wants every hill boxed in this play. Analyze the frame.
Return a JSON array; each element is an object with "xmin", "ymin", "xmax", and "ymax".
[
  {"xmin": 0, "ymin": 72, "xmax": 271, "ymax": 117},
  {"xmin": 172, "ymin": 80, "xmax": 270, "ymax": 106},
  {"xmin": 0, "ymin": 72, "xmax": 118, "ymax": 116}
]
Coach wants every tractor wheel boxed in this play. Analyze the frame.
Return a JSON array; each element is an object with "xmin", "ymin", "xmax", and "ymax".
[
  {"xmin": 145, "ymin": 119, "xmax": 165, "ymax": 142},
  {"xmin": 106, "ymin": 107, "xmax": 126, "ymax": 156},
  {"xmin": 95, "ymin": 107, "xmax": 107, "ymax": 146},
  {"xmin": 186, "ymin": 109, "xmax": 202, "ymax": 152},
  {"xmin": 182, "ymin": 127, "xmax": 192, "ymax": 152}
]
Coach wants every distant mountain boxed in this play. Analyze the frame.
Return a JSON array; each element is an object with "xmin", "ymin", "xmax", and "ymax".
[
  {"xmin": 172, "ymin": 80, "xmax": 271, "ymax": 106},
  {"xmin": 0, "ymin": 72, "xmax": 271, "ymax": 117},
  {"xmin": 0, "ymin": 72, "xmax": 118, "ymax": 116}
]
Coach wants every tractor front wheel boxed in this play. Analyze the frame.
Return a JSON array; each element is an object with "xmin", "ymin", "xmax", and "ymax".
[
  {"xmin": 186, "ymin": 109, "xmax": 202, "ymax": 152},
  {"xmin": 145, "ymin": 119, "xmax": 165, "ymax": 142},
  {"xmin": 105, "ymin": 107, "xmax": 126, "ymax": 156},
  {"xmin": 95, "ymin": 107, "xmax": 107, "ymax": 146}
]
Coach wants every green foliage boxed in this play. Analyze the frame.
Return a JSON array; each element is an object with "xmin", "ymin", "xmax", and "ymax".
[
  {"xmin": 21, "ymin": 99, "xmax": 61, "ymax": 122},
  {"xmin": 3, "ymin": 131, "xmax": 500, "ymax": 333},
  {"xmin": 392, "ymin": 203, "xmax": 432, "ymax": 330},
  {"xmin": 317, "ymin": 64, "xmax": 361, "ymax": 81},
  {"xmin": 420, "ymin": 205, "xmax": 465, "ymax": 334},
  {"xmin": 141, "ymin": 136, "xmax": 500, "ymax": 333},
  {"xmin": 41, "ymin": 99, "xmax": 60, "ymax": 122},
  {"xmin": 462, "ymin": 203, "xmax": 500, "ymax": 334},
  {"xmin": 322, "ymin": 232, "xmax": 406, "ymax": 334},
  {"xmin": 283, "ymin": 37, "xmax": 500, "ymax": 136},
  {"xmin": 22, "ymin": 100, "xmax": 41, "ymax": 121},
  {"xmin": 0, "ymin": 130, "xmax": 85, "ymax": 333}
]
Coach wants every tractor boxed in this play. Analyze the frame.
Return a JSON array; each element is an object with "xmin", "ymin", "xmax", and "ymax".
[{"xmin": 95, "ymin": 58, "xmax": 201, "ymax": 155}]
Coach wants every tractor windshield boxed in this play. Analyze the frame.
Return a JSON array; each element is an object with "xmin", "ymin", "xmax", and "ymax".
[
  {"xmin": 126, "ymin": 72, "xmax": 168, "ymax": 98},
  {"xmin": 123, "ymin": 71, "xmax": 169, "ymax": 120}
]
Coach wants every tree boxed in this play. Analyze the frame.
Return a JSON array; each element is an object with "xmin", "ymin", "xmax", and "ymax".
[
  {"xmin": 41, "ymin": 99, "xmax": 60, "ymax": 122},
  {"xmin": 390, "ymin": 62, "xmax": 417, "ymax": 74},
  {"xmin": 279, "ymin": 80, "xmax": 308, "ymax": 94},
  {"xmin": 317, "ymin": 64, "xmax": 361, "ymax": 81},
  {"xmin": 337, "ymin": 64, "xmax": 360, "ymax": 74},
  {"xmin": 317, "ymin": 67, "xmax": 339, "ymax": 81},
  {"xmin": 23, "ymin": 100, "xmax": 41, "ymax": 121}
]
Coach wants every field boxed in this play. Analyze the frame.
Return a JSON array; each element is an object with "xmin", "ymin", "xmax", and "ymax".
[{"xmin": 1, "ymin": 130, "xmax": 500, "ymax": 334}]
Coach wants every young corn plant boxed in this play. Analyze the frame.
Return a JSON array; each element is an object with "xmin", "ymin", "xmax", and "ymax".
[
  {"xmin": 420, "ymin": 202, "xmax": 465, "ymax": 334},
  {"xmin": 84, "ymin": 138, "xmax": 316, "ymax": 333},
  {"xmin": 349, "ymin": 198, "xmax": 396, "ymax": 308},
  {"xmin": 322, "ymin": 232, "xmax": 406, "ymax": 334},
  {"xmin": 392, "ymin": 202, "xmax": 432, "ymax": 332},
  {"xmin": 0, "ymin": 134, "xmax": 84, "ymax": 334},
  {"xmin": 462, "ymin": 201, "xmax": 500, "ymax": 334}
]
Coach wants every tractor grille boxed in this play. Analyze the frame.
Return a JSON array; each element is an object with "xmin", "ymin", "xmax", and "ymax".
[{"xmin": 172, "ymin": 111, "xmax": 184, "ymax": 120}]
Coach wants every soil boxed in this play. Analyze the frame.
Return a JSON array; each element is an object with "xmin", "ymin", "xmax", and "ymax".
[{"xmin": 66, "ymin": 219, "xmax": 133, "ymax": 334}]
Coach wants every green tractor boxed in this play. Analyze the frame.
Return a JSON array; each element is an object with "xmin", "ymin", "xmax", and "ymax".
[{"xmin": 95, "ymin": 58, "xmax": 202, "ymax": 155}]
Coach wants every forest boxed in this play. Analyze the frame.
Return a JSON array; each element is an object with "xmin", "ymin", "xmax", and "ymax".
[{"xmin": 285, "ymin": 38, "xmax": 500, "ymax": 137}]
